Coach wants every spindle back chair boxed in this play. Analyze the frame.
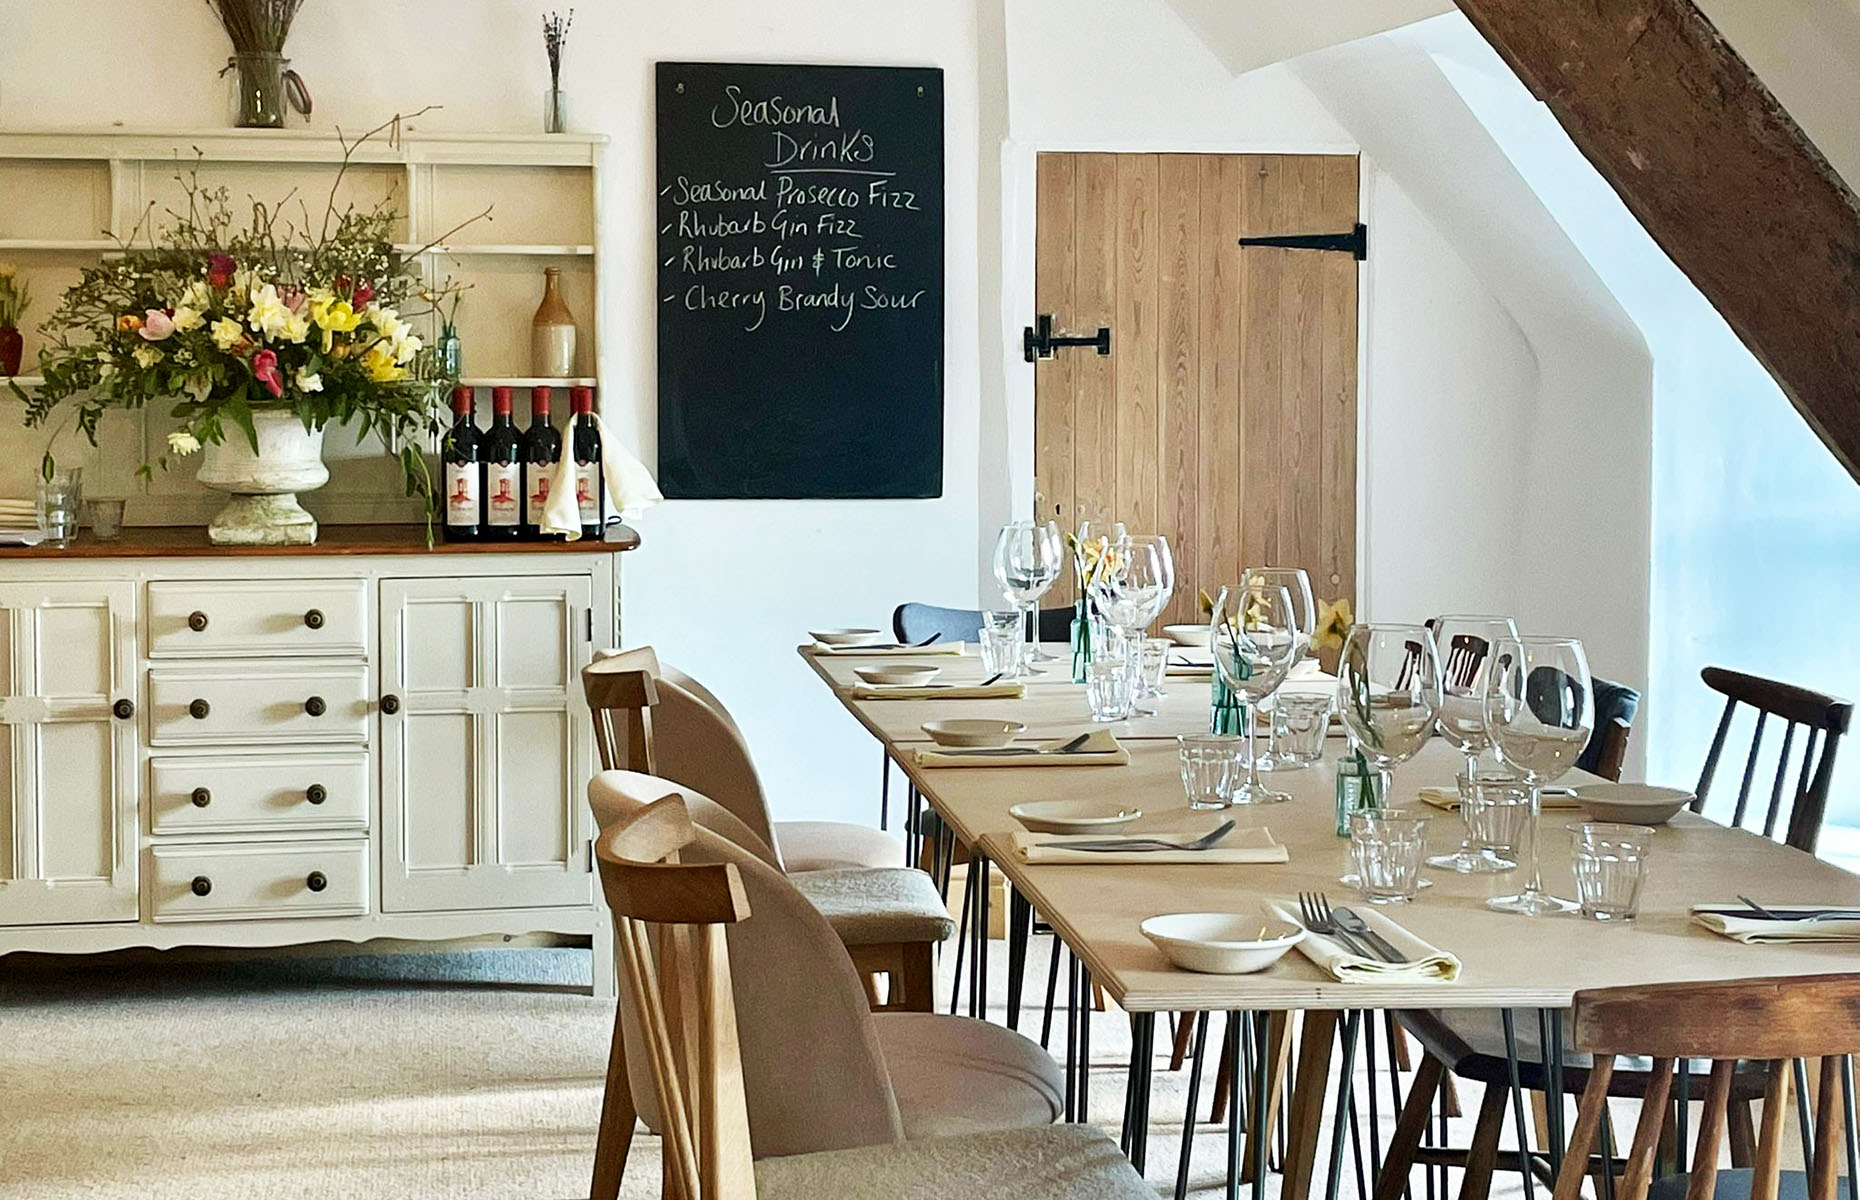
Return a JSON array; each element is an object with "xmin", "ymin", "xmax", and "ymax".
[{"xmin": 1693, "ymin": 667, "xmax": 1852, "ymax": 852}]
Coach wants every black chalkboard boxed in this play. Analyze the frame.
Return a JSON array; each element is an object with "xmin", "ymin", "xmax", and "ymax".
[{"xmin": 656, "ymin": 62, "xmax": 945, "ymax": 499}]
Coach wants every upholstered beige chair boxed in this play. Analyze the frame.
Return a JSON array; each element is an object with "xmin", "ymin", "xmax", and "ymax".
[
  {"xmin": 589, "ymin": 774, "xmax": 1080, "ymax": 1200},
  {"xmin": 584, "ymin": 650, "xmax": 951, "ymax": 1012}
]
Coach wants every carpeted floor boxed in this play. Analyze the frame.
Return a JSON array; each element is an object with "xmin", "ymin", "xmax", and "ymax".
[{"xmin": 0, "ymin": 941, "xmax": 1535, "ymax": 1200}]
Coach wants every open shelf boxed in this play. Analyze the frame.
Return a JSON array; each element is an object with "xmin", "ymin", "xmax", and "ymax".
[
  {"xmin": 397, "ymin": 243, "xmax": 595, "ymax": 257},
  {"xmin": 0, "ymin": 238, "xmax": 118, "ymax": 253},
  {"xmin": 457, "ymin": 376, "xmax": 596, "ymax": 388}
]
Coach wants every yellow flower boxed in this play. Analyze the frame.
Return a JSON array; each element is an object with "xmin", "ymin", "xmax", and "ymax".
[
  {"xmin": 177, "ymin": 281, "xmax": 210, "ymax": 312},
  {"xmin": 280, "ymin": 312, "xmax": 310, "ymax": 344},
  {"xmin": 170, "ymin": 305, "xmax": 204, "ymax": 334},
  {"xmin": 310, "ymin": 297, "xmax": 362, "ymax": 352},
  {"xmin": 0, "ymin": 262, "xmax": 15, "ymax": 280},
  {"xmin": 132, "ymin": 344, "xmax": 163, "ymax": 369},
  {"xmin": 1312, "ymin": 597, "xmax": 1354, "ymax": 652},
  {"xmin": 210, "ymin": 317, "xmax": 245, "ymax": 352},
  {"xmin": 361, "ymin": 342, "xmax": 406, "ymax": 383}
]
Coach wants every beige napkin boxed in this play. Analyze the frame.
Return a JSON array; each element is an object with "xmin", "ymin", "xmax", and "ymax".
[
  {"xmin": 1166, "ymin": 650, "xmax": 1213, "ymax": 678},
  {"xmin": 1266, "ymin": 901, "xmax": 1461, "ymax": 982},
  {"xmin": 1009, "ymin": 824, "xmax": 1286, "ymax": 866},
  {"xmin": 809, "ymin": 642, "xmax": 968, "ymax": 657},
  {"xmin": 539, "ymin": 410, "xmax": 663, "ymax": 538},
  {"xmin": 913, "ymin": 728, "xmax": 1129, "ymax": 768},
  {"xmin": 848, "ymin": 682, "xmax": 1025, "ymax": 701},
  {"xmin": 1416, "ymin": 787, "xmax": 1581, "ymax": 812},
  {"xmin": 1690, "ymin": 904, "xmax": 1860, "ymax": 944}
]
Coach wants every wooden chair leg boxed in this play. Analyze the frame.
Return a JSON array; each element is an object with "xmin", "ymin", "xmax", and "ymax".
[
  {"xmin": 1373, "ymin": 1054, "xmax": 1446, "ymax": 1200},
  {"xmin": 1458, "ymin": 1082, "xmax": 1511, "ymax": 1200},
  {"xmin": 1283, "ymin": 1010, "xmax": 1342, "ymax": 1200},
  {"xmin": 1092, "ymin": 981, "xmax": 1107, "ymax": 1012},
  {"xmin": 1444, "ymin": 1072, "xmax": 1465, "ymax": 1118},
  {"xmin": 1169, "ymin": 1011, "xmax": 1196, "ymax": 1071},
  {"xmin": 1393, "ymin": 1023, "xmax": 1416, "ymax": 1070},
  {"xmin": 591, "ymin": 990, "xmax": 639, "ymax": 1200},
  {"xmin": 1211, "ymin": 1015, "xmax": 1235, "ymax": 1123},
  {"xmin": 896, "ymin": 942, "xmax": 935, "ymax": 1014},
  {"xmin": 1728, "ymin": 1099, "xmax": 1757, "ymax": 1167}
]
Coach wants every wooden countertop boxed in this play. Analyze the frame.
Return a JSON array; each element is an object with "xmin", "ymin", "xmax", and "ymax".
[{"xmin": 0, "ymin": 523, "xmax": 641, "ymax": 558}]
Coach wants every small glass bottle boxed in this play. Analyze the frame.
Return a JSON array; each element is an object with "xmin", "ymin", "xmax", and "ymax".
[{"xmin": 531, "ymin": 268, "xmax": 577, "ymax": 378}]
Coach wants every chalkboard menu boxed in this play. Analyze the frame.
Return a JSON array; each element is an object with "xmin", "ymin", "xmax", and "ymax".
[{"xmin": 656, "ymin": 62, "xmax": 945, "ymax": 499}]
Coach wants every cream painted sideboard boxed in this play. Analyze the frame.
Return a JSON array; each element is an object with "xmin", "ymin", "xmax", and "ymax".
[{"xmin": 0, "ymin": 526, "xmax": 635, "ymax": 992}]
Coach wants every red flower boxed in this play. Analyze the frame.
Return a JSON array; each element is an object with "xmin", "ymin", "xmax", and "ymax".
[
  {"xmin": 350, "ymin": 280, "xmax": 375, "ymax": 308},
  {"xmin": 251, "ymin": 349, "xmax": 284, "ymax": 398},
  {"xmin": 207, "ymin": 254, "xmax": 236, "ymax": 289},
  {"xmin": 333, "ymin": 273, "xmax": 352, "ymax": 298}
]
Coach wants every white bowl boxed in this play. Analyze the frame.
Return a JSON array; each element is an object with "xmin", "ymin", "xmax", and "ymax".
[
  {"xmin": 810, "ymin": 628, "xmax": 888, "ymax": 648},
  {"xmin": 1571, "ymin": 783, "xmax": 1693, "ymax": 826},
  {"xmin": 1163, "ymin": 624, "xmax": 1212, "ymax": 648},
  {"xmin": 855, "ymin": 664, "xmax": 942, "ymax": 687},
  {"xmin": 1141, "ymin": 911, "xmax": 1307, "ymax": 975},
  {"xmin": 921, "ymin": 719, "xmax": 1027, "ymax": 748},
  {"xmin": 1009, "ymin": 799, "xmax": 1144, "ymax": 835}
]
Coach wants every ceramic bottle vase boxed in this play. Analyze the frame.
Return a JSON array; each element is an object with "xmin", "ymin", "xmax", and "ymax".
[{"xmin": 531, "ymin": 268, "xmax": 578, "ymax": 378}]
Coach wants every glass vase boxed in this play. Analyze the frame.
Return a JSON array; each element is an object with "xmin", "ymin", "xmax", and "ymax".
[
  {"xmin": 231, "ymin": 53, "xmax": 287, "ymax": 129},
  {"xmin": 438, "ymin": 326, "xmax": 463, "ymax": 377},
  {"xmin": 1210, "ymin": 673, "xmax": 1244, "ymax": 735},
  {"xmin": 1070, "ymin": 598, "xmax": 1094, "ymax": 684},
  {"xmin": 544, "ymin": 88, "xmax": 568, "ymax": 134}
]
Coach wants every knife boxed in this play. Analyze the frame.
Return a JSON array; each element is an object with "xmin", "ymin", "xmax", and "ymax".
[
  {"xmin": 1700, "ymin": 907, "xmax": 1860, "ymax": 922},
  {"xmin": 1331, "ymin": 906, "xmax": 1408, "ymax": 963},
  {"xmin": 935, "ymin": 733, "xmax": 1093, "ymax": 757}
]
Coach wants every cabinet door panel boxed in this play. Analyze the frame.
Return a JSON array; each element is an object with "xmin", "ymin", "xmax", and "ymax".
[
  {"xmin": 0, "ymin": 582, "xmax": 137, "ymax": 926},
  {"xmin": 379, "ymin": 575, "xmax": 593, "ymax": 912}
]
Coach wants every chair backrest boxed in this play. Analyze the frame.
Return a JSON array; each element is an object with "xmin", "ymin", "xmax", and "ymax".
[
  {"xmin": 892, "ymin": 601, "xmax": 1073, "ymax": 645},
  {"xmin": 582, "ymin": 649, "xmax": 782, "ymax": 859},
  {"xmin": 596, "ymin": 793, "xmax": 758, "ymax": 1199},
  {"xmin": 591, "ymin": 772, "xmax": 905, "ymax": 1162},
  {"xmin": 1442, "ymin": 634, "xmax": 1490, "ymax": 691},
  {"xmin": 1576, "ymin": 677, "xmax": 1640, "ymax": 779},
  {"xmin": 1554, "ymin": 974, "xmax": 1860, "ymax": 1200},
  {"xmin": 1693, "ymin": 667, "xmax": 1853, "ymax": 852}
]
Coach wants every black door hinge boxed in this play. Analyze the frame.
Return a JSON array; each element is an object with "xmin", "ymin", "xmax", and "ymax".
[
  {"xmin": 1024, "ymin": 314, "xmax": 1111, "ymax": 363},
  {"xmin": 1239, "ymin": 222, "xmax": 1368, "ymax": 261}
]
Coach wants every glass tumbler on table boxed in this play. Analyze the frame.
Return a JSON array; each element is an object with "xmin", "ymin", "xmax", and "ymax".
[
  {"xmin": 978, "ymin": 623, "xmax": 1022, "ymax": 678},
  {"xmin": 1570, "ymin": 822, "xmax": 1652, "ymax": 921},
  {"xmin": 1272, "ymin": 692, "xmax": 1333, "ymax": 767},
  {"xmin": 1178, "ymin": 733, "xmax": 1244, "ymax": 810},
  {"xmin": 1139, "ymin": 637, "xmax": 1172, "ymax": 700},
  {"xmin": 1086, "ymin": 655, "xmax": 1135, "ymax": 722},
  {"xmin": 1349, "ymin": 809, "xmax": 1431, "ymax": 903},
  {"xmin": 1428, "ymin": 614, "xmax": 1522, "ymax": 872},
  {"xmin": 1484, "ymin": 635, "xmax": 1595, "ymax": 916},
  {"xmin": 37, "ymin": 468, "xmax": 83, "ymax": 549},
  {"xmin": 1457, "ymin": 769, "xmax": 1530, "ymax": 871}
]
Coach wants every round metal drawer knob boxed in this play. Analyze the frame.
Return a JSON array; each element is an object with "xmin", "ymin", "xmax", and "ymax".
[
  {"xmin": 306, "ymin": 871, "xmax": 328, "ymax": 893},
  {"xmin": 304, "ymin": 609, "xmax": 325, "ymax": 630},
  {"xmin": 304, "ymin": 696, "xmax": 327, "ymax": 717},
  {"xmin": 188, "ymin": 698, "xmax": 211, "ymax": 720},
  {"xmin": 187, "ymin": 611, "xmax": 209, "ymax": 632},
  {"xmin": 190, "ymin": 876, "xmax": 212, "ymax": 897},
  {"xmin": 190, "ymin": 787, "xmax": 211, "ymax": 808},
  {"xmin": 305, "ymin": 783, "xmax": 328, "ymax": 805},
  {"xmin": 112, "ymin": 698, "xmax": 135, "ymax": 721},
  {"xmin": 380, "ymin": 694, "xmax": 401, "ymax": 715}
]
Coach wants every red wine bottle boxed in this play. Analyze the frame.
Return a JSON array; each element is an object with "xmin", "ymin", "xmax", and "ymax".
[
  {"xmin": 523, "ymin": 386, "xmax": 563, "ymax": 540},
  {"xmin": 482, "ymin": 386, "xmax": 523, "ymax": 540},
  {"xmin": 570, "ymin": 386, "xmax": 604, "ymax": 540},
  {"xmin": 441, "ymin": 385, "xmax": 483, "ymax": 542}
]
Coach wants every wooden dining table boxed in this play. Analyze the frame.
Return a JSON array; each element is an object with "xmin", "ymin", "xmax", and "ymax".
[{"xmin": 799, "ymin": 643, "xmax": 1860, "ymax": 1198}]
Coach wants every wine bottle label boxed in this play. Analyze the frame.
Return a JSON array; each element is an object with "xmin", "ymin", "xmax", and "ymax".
[
  {"xmin": 444, "ymin": 463, "xmax": 479, "ymax": 526},
  {"xmin": 526, "ymin": 470, "xmax": 555, "ymax": 526},
  {"xmin": 486, "ymin": 463, "xmax": 521, "ymax": 526},
  {"xmin": 575, "ymin": 462, "xmax": 601, "ymax": 524}
]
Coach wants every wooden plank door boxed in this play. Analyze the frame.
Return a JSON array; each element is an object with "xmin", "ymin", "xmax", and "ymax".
[{"xmin": 1034, "ymin": 153, "xmax": 1359, "ymax": 625}]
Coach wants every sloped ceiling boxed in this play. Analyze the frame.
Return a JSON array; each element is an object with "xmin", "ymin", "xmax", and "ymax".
[{"xmin": 1166, "ymin": 0, "xmax": 1451, "ymax": 75}]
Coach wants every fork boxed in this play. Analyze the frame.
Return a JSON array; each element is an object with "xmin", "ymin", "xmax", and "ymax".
[
  {"xmin": 1298, "ymin": 891, "xmax": 1378, "ymax": 960},
  {"xmin": 1055, "ymin": 820, "xmax": 1237, "ymax": 853}
]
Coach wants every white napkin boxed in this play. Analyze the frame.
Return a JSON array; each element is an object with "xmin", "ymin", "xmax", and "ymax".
[
  {"xmin": 1690, "ymin": 904, "xmax": 1860, "ymax": 943},
  {"xmin": 848, "ymin": 682, "xmax": 1024, "ymax": 701},
  {"xmin": 1010, "ymin": 824, "xmax": 1287, "ymax": 866},
  {"xmin": 913, "ymin": 729, "xmax": 1129, "ymax": 768},
  {"xmin": 809, "ymin": 642, "xmax": 967, "ymax": 657},
  {"xmin": 1266, "ymin": 901, "xmax": 1461, "ymax": 982},
  {"xmin": 540, "ymin": 411, "xmax": 663, "ymax": 539}
]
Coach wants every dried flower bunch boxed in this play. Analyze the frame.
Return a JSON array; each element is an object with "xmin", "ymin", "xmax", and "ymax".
[
  {"xmin": 205, "ymin": 0, "xmax": 305, "ymax": 53},
  {"xmin": 13, "ymin": 112, "xmax": 489, "ymax": 525},
  {"xmin": 544, "ymin": 9, "xmax": 574, "ymax": 90},
  {"xmin": 0, "ymin": 264, "xmax": 28, "ymax": 330}
]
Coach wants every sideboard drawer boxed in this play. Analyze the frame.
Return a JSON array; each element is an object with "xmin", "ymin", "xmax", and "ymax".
[
  {"xmin": 148, "ymin": 579, "xmax": 367, "ymax": 658},
  {"xmin": 149, "ymin": 839, "xmax": 369, "ymax": 922},
  {"xmin": 150, "ymin": 753, "xmax": 369, "ymax": 835},
  {"xmin": 148, "ymin": 666, "xmax": 371, "ymax": 746}
]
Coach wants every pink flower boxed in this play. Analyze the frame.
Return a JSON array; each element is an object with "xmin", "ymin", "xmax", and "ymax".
[
  {"xmin": 138, "ymin": 309, "xmax": 175, "ymax": 341},
  {"xmin": 251, "ymin": 348, "xmax": 283, "ymax": 398},
  {"xmin": 206, "ymin": 254, "xmax": 236, "ymax": 289},
  {"xmin": 278, "ymin": 286, "xmax": 307, "ymax": 313},
  {"xmin": 350, "ymin": 280, "xmax": 374, "ymax": 308}
]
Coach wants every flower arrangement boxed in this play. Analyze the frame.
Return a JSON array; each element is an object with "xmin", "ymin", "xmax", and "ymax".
[
  {"xmin": 0, "ymin": 263, "xmax": 28, "ymax": 329},
  {"xmin": 206, "ymin": 0, "xmax": 305, "ymax": 55},
  {"xmin": 12, "ymin": 113, "xmax": 486, "ymax": 523},
  {"xmin": 544, "ymin": 9, "xmax": 575, "ymax": 93}
]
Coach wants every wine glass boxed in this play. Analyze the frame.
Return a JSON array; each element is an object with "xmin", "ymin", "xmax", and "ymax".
[
  {"xmin": 1093, "ymin": 535, "xmax": 1175, "ymax": 713},
  {"xmin": 1427, "ymin": 614, "xmax": 1521, "ymax": 873},
  {"xmin": 1242, "ymin": 567, "xmax": 1316, "ymax": 770},
  {"xmin": 1210, "ymin": 581, "xmax": 1300, "ymax": 804},
  {"xmin": 1484, "ymin": 636, "xmax": 1593, "ymax": 916},
  {"xmin": 1336, "ymin": 623, "xmax": 1440, "ymax": 794},
  {"xmin": 993, "ymin": 520, "xmax": 1063, "ymax": 673}
]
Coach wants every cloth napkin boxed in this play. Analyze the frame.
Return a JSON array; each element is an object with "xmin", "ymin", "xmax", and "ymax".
[
  {"xmin": 809, "ymin": 642, "xmax": 967, "ymax": 657},
  {"xmin": 539, "ymin": 411, "xmax": 663, "ymax": 539},
  {"xmin": 1166, "ymin": 650, "xmax": 1214, "ymax": 678},
  {"xmin": 848, "ymin": 682, "xmax": 1025, "ymax": 701},
  {"xmin": 1416, "ymin": 787, "xmax": 1580, "ymax": 812},
  {"xmin": 1690, "ymin": 904, "xmax": 1860, "ymax": 943},
  {"xmin": 912, "ymin": 728, "xmax": 1129, "ymax": 769},
  {"xmin": 1265, "ymin": 901, "xmax": 1462, "ymax": 983},
  {"xmin": 1009, "ymin": 824, "xmax": 1287, "ymax": 866}
]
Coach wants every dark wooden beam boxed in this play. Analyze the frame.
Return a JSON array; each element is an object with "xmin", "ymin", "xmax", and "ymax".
[{"xmin": 1454, "ymin": 0, "xmax": 1860, "ymax": 482}]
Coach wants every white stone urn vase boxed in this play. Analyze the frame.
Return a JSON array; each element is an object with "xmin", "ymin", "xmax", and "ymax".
[{"xmin": 194, "ymin": 409, "xmax": 328, "ymax": 545}]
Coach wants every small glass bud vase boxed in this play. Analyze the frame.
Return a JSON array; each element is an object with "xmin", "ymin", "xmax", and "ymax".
[
  {"xmin": 531, "ymin": 267, "xmax": 577, "ymax": 378},
  {"xmin": 544, "ymin": 88, "xmax": 568, "ymax": 134},
  {"xmin": 1334, "ymin": 755, "xmax": 1390, "ymax": 836},
  {"xmin": 437, "ymin": 325, "xmax": 463, "ymax": 377},
  {"xmin": 1210, "ymin": 674, "xmax": 1244, "ymax": 735}
]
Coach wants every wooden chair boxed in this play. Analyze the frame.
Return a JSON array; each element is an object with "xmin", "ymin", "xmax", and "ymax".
[
  {"xmin": 1693, "ymin": 667, "xmax": 1853, "ymax": 853},
  {"xmin": 592, "ymin": 792, "xmax": 1145, "ymax": 1200},
  {"xmin": 583, "ymin": 649, "xmax": 951, "ymax": 1012}
]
